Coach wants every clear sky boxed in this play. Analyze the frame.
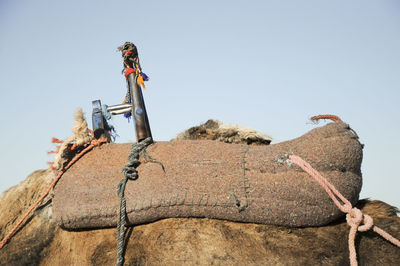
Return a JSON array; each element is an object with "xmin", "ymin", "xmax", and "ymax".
[{"xmin": 0, "ymin": 0, "xmax": 399, "ymax": 208}]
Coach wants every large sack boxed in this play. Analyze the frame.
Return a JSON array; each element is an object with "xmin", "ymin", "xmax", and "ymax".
[{"xmin": 53, "ymin": 122, "xmax": 362, "ymax": 229}]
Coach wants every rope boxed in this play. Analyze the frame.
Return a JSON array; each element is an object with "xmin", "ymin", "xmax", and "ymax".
[
  {"xmin": 52, "ymin": 108, "xmax": 93, "ymax": 170},
  {"xmin": 310, "ymin": 114, "xmax": 342, "ymax": 123},
  {"xmin": 116, "ymin": 137, "xmax": 153, "ymax": 266},
  {"xmin": 279, "ymin": 154, "xmax": 400, "ymax": 266},
  {"xmin": 0, "ymin": 137, "xmax": 108, "ymax": 249}
]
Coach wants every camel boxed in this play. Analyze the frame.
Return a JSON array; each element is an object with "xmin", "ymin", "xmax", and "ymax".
[{"xmin": 0, "ymin": 119, "xmax": 399, "ymax": 265}]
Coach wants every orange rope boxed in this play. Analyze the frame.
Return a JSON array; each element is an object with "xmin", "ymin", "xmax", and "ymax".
[
  {"xmin": 51, "ymin": 137, "xmax": 64, "ymax": 144},
  {"xmin": 0, "ymin": 137, "xmax": 108, "ymax": 249},
  {"xmin": 310, "ymin": 114, "xmax": 342, "ymax": 122}
]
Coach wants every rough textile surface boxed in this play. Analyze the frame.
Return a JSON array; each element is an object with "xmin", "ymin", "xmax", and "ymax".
[{"xmin": 53, "ymin": 122, "xmax": 363, "ymax": 229}]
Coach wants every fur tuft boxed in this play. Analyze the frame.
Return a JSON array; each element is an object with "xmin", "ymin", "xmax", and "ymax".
[{"xmin": 174, "ymin": 119, "xmax": 272, "ymax": 145}]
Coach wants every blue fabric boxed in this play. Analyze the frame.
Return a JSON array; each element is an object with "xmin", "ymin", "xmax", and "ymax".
[
  {"xmin": 124, "ymin": 112, "xmax": 132, "ymax": 122},
  {"xmin": 141, "ymin": 72, "xmax": 149, "ymax": 81}
]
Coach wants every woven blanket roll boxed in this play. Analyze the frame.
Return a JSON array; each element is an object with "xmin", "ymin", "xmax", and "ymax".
[{"xmin": 53, "ymin": 122, "xmax": 363, "ymax": 229}]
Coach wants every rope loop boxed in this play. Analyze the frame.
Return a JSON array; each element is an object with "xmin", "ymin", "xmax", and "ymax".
[
  {"xmin": 347, "ymin": 210, "xmax": 374, "ymax": 232},
  {"xmin": 359, "ymin": 214, "xmax": 374, "ymax": 232},
  {"xmin": 121, "ymin": 167, "xmax": 139, "ymax": 180},
  {"xmin": 277, "ymin": 153, "xmax": 400, "ymax": 266}
]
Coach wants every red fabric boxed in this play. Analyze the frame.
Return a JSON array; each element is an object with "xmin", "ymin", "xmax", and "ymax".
[
  {"xmin": 124, "ymin": 68, "xmax": 135, "ymax": 78},
  {"xmin": 122, "ymin": 51, "xmax": 133, "ymax": 56}
]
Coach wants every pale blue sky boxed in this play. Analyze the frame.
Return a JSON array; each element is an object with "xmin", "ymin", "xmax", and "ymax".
[{"xmin": 0, "ymin": 0, "xmax": 399, "ymax": 208}]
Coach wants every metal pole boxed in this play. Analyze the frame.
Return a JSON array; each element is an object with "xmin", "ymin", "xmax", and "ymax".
[
  {"xmin": 107, "ymin": 103, "xmax": 132, "ymax": 112},
  {"xmin": 118, "ymin": 42, "xmax": 153, "ymax": 143},
  {"xmin": 127, "ymin": 72, "xmax": 152, "ymax": 142}
]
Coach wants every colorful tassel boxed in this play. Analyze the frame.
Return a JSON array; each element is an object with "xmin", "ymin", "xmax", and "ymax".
[
  {"xmin": 137, "ymin": 74, "xmax": 146, "ymax": 89},
  {"xmin": 141, "ymin": 72, "xmax": 149, "ymax": 81}
]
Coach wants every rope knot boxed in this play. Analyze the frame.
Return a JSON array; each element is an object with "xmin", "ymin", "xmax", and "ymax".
[
  {"xmin": 91, "ymin": 137, "xmax": 108, "ymax": 147},
  {"xmin": 285, "ymin": 153, "xmax": 400, "ymax": 266},
  {"xmin": 116, "ymin": 137, "xmax": 153, "ymax": 266},
  {"xmin": 122, "ymin": 167, "xmax": 139, "ymax": 180},
  {"xmin": 346, "ymin": 207, "xmax": 374, "ymax": 232}
]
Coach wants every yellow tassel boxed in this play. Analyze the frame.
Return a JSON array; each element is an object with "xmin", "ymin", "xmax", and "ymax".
[{"xmin": 137, "ymin": 75, "xmax": 146, "ymax": 90}]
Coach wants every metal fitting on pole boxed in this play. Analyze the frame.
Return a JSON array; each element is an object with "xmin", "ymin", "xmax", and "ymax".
[{"xmin": 92, "ymin": 99, "xmax": 111, "ymax": 141}]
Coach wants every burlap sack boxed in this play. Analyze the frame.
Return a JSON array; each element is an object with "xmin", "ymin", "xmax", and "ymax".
[{"xmin": 53, "ymin": 122, "xmax": 363, "ymax": 229}]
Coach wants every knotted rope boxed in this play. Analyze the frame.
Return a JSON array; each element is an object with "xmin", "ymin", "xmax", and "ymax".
[
  {"xmin": 278, "ymin": 154, "xmax": 400, "ymax": 266},
  {"xmin": 51, "ymin": 108, "xmax": 93, "ymax": 170},
  {"xmin": 116, "ymin": 137, "xmax": 153, "ymax": 266},
  {"xmin": 0, "ymin": 108, "xmax": 107, "ymax": 249}
]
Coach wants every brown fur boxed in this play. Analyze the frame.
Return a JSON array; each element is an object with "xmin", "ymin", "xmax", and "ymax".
[
  {"xmin": 1, "ymin": 121, "xmax": 399, "ymax": 265},
  {"xmin": 175, "ymin": 119, "xmax": 272, "ymax": 145}
]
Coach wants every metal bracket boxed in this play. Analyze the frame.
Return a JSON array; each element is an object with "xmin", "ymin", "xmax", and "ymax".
[
  {"xmin": 92, "ymin": 100, "xmax": 112, "ymax": 140},
  {"xmin": 92, "ymin": 99, "xmax": 136, "ymax": 141}
]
